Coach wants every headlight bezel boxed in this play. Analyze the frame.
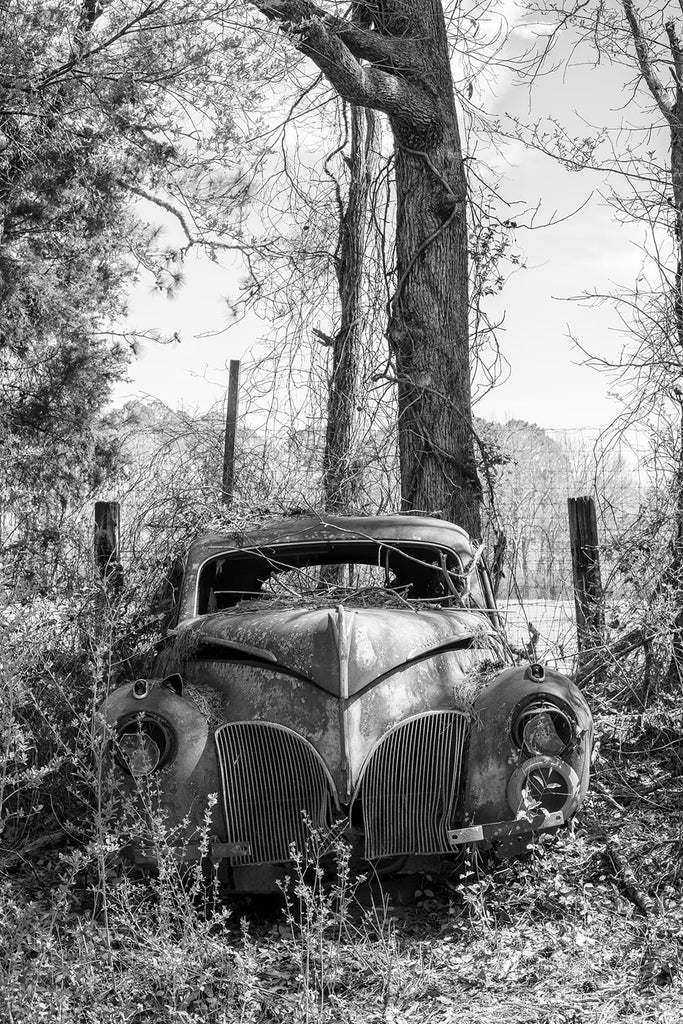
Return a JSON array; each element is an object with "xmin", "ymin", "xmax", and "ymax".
[
  {"xmin": 507, "ymin": 754, "xmax": 580, "ymax": 818},
  {"xmin": 510, "ymin": 694, "xmax": 577, "ymax": 757},
  {"xmin": 113, "ymin": 711, "xmax": 177, "ymax": 777}
]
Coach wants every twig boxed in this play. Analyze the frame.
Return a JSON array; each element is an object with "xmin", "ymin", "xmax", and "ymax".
[
  {"xmin": 593, "ymin": 778, "xmax": 627, "ymax": 814},
  {"xmin": 0, "ymin": 830, "xmax": 67, "ymax": 869},
  {"xmin": 578, "ymin": 627, "xmax": 654, "ymax": 687},
  {"xmin": 605, "ymin": 838, "xmax": 651, "ymax": 916}
]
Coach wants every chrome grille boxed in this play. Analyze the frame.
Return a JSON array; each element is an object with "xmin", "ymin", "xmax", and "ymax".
[
  {"xmin": 214, "ymin": 722, "xmax": 333, "ymax": 865},
  {"xmin": 354, "ymin": 711, "xmax": 469, "ymax": 860}
]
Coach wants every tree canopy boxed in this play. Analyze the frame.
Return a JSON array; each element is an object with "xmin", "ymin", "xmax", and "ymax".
[{"xmin": 0, "ymin": 0, "xmax": 271, "ymax": 530}]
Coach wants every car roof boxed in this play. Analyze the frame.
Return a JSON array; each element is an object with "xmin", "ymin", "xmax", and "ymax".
[
  {"xmin": 185, "ymin": 514, "xmax": 474, "ymax": 565},
  {"xmin": 177, "ymin": 515, "xmax": 477, "ymax": 622}
]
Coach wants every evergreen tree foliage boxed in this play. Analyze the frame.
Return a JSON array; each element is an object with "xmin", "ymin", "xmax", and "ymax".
[{"xmin": 0, "ymin": 0, "xmax": 270, "ymax": 547}]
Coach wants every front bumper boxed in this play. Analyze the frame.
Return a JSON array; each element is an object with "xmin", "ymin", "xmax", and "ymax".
[
  {"xmin": 448, "ymin": 809, "xmax": 565, "ymax": 845},
  {"xmin": 127, "ymin": 840, "xmax": 250, "ymax": 866},
  {"xmin": 127, "ymin": 809, "xmax": 566, "ymax": 868}
]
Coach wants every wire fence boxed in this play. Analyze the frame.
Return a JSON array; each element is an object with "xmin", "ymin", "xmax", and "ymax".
[{"xmin": 3, "ymin": 398, "xmax": 661, "ymax": 683}]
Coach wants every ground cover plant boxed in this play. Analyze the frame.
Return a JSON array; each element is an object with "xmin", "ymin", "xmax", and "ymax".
[
  {"xmin": 3, "ymin": 759, "xmax": 682, "ymax": 1023},
  {"xmin": 2, "ymin": 498, "xmax": 683, "ymax": 1024}
]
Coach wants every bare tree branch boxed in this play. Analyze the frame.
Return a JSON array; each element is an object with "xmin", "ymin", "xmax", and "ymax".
[
  {"xmin": 665, "ymin": 19, "xmax": 683, "ymax": 97},
  {"xmin": 39, "ymin": 1, "xmax": 168, "ymax": 90},
  {"xmin": 248, "ymin": 0, "xmax": 438, "ymax": 128},
  {"xmin": 253, "ymin": 0, "xmax": 420, "ymax": 70},
  {"xmin": 622, "ymin": 0, "xmax": 673, "ymax": 118},
  {"xmin": 126, "ymin": 184, "xmax": 246, "ymax": 253}
]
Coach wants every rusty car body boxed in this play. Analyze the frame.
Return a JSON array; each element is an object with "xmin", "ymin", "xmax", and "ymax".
[{"xmin": 103, "ymin": 514, "xmax": 593, "ymax": 891}]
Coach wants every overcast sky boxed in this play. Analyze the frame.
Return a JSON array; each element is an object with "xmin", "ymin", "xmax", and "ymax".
[{"xmin": 112, "ymin": 6, "xmax": 663, "ymax": 435}]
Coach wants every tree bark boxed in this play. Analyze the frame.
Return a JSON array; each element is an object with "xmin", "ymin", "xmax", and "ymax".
[
  {"xmin": 221, "ymin": 359, "xmax": 240, "ymax": 505},
  {"xmin": 387, "ymin": 4, "xmax": 479, "ymax": 537},
  {"xmin": 622, "ymin": 1, "xmax": 683, "ymax": 684},
  {"xmin": 322, "ymin": 106, "xmax": 376, "ymax": 512},
  {"xmin": 667, "ymin": 76, "xmax": 683, "ymax": 685},
  {"xmin": 249, "ymin": 0, "xmax": 482, "ymax": 537}
]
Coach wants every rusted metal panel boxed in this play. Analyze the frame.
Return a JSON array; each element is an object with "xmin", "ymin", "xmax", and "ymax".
[
  {"xmin": 462, "ymin": 664, "xmax": 593, "ymax": 826},
  {"xmin": 174, "ymin": 604, "xmax": 497, "ymax": 698},
  {"xmin": 103, "ymin": 678, "xmax": 225, "ymax": 843},
  {"xmin": 188, "ymin": 514, "xmax": 472, "ymax": 558},
  {"xmin": 344, "ymin": 648, "xmax": 491, "ymax": 786},
  {"xmin": 174, "ymin": 644, "xmax": 490, "ymax": 802},
  {"xmin": 180, "ymin": 663, "xmax": 342, "ymax": 789}
]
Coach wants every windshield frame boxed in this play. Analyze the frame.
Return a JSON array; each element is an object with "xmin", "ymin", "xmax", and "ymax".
[{"xmin": 191, "ymin": 539, "xmax": 493, "ymax": 616}]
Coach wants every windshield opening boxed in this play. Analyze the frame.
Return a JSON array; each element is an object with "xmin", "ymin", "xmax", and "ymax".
[{"xmin": 195, "ymin": 541, "xmax": 485, "ymax": 615}]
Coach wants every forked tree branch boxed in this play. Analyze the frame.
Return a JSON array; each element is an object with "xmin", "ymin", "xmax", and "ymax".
[
  {"xmin": 252, "ymin": 0, "xmax": 419, "ymax": 70},
  {"xmin": 126, "ymin": 184, "xmax": 246, "ymax": 253},
  {"xmin": 248, "ymin": 0, "xmax": 437, "ymax": 128}
]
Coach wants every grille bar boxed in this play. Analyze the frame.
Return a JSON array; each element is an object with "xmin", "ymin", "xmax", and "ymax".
[
  {"xmin": 353, "ymin": 711, "xmax": 469, "ymax": 859},
  {"xmin": 215, "ymin": 722, "xmax": 334, "ymax": 865}
]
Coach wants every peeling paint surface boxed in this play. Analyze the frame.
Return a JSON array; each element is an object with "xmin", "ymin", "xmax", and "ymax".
[{"xmin": 177, "ymin": 605, "xmax": 498, "ymax": 698}]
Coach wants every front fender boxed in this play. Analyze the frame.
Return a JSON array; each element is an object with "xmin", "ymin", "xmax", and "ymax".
[
  {"xmin": 462, "ymin": 664, "xmax": 593, "ymax": 826},
  {"xmin": 102, "ymin": 678, "xmax": 223, "ymax": 841}
]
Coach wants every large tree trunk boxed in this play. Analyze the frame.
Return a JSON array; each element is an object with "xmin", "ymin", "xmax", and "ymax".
[
  {"xmin": 622, "ymin": 1, "xmax": 683, "ymax": 685},
  {"xmin": 666, "ymin": 123, "xmax": 683, "ymax": 685},
  {"xmin": 390, "ymin": 44, "xmax": 479, "ymax": 534},
  {"xmin": 322, "ymin": 106, "xmax": 376, "ymax": 513},
  {"xmin": 249, "ymin": 0, "xmax": 483, "ymax": 537}
]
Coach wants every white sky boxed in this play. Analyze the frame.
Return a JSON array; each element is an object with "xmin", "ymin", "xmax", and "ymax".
[
  {"xmin": 117, "ymin": 248, "xmax": 259, "ymax": 407},
  {"xmin": 112, "ymin": 7, "xmax": 665, "ymax": 434}
]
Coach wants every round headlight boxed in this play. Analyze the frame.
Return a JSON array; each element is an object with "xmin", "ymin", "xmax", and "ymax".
[
  {"xmin": 507, "ymin": 755, "xmax": 580, "ymax": 817},
  {"xmin": 114, "ymin": 713, "xmax": 175, "ymax": 777},
  {"xmin": 512, "ymin": 699, "xmax": 575, "ymax": 756},
  {"xmin": 119, "ymin": 731, "xmax": 160, "ymax": 776}
]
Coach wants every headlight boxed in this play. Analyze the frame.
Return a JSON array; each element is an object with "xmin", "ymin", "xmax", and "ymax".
[
  {"xmin": 114, "ymin": 713, "xmax": 176, "ymax": 777},
  {"xmin": 507, "ymin": 755, "xmax": 580, "ymax": 817},
  {"xmin": 511, "ymin": 699, "xmax": 575, "ymax": 756},
  {"xmin": 119, "ymin": 731, "xmax": 160, "ymax": 776}
]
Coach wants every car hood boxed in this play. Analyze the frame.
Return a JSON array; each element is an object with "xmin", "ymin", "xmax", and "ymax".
[{"xmin": 174, "ymin": 605, "xmax": 498, "ymax": 698}]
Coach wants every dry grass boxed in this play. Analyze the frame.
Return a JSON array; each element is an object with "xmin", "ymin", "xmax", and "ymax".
[{"xmin": 3, "ymin": 763, "xmax": 682, "ymax": 1024}]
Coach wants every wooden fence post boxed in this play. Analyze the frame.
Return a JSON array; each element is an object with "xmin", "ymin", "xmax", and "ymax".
[
  {"xmin": 94, "ymin": 500, "xmax": 120, "ymax": 579},
  {"xmin": 221, "ymin": 359, "xmax": 240, "ymax": 505},
  {"xmin": 568, "ymin": 495, "xmax": 604, "ymax": 682}
]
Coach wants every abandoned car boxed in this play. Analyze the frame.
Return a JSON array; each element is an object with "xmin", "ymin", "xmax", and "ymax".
[{"xmin": 103, "ymin": 514, "xmax": 593, "ymax": 891}]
